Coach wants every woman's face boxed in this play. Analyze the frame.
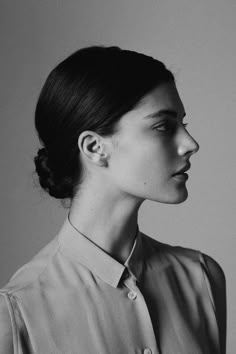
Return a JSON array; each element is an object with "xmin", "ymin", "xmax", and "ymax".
[{"xmin": 108, "ymin": 82, "xmax": 199, "ymax": 204}]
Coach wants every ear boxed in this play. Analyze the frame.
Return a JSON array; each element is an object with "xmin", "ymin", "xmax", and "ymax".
[{"xmin": 78, "ymin": 131, "xmax": 108, "ymax": 167}]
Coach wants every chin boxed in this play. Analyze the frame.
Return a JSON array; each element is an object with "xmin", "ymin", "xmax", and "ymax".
[
  {"xmin": 168, "ymin": 190, "xmax": 189, "ymax": 204},
  {"xmin": 149, "ymin": 189, "xmax": 189, "ymax": 205},
  {"xmin": 169, "ymin": 195, "xmax": 188, "ymax": 204}
]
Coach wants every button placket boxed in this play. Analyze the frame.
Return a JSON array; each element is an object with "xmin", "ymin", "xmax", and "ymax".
[
  {"xmin": 122, "ymin": 270, "xmax": 159, "ymax": 354},
  {"xmin": 123, "ymin": 271, "xmax": 138, "ymax": 300}
]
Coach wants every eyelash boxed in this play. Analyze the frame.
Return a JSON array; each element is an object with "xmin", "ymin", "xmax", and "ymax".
[{"xmin": 154, "ymin": 121, "xmax": 188, "ymax": 133}]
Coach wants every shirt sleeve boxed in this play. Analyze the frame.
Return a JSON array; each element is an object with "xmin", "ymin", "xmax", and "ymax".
[{"xmin": 0, "ymin": 293, "xmax": 15, "ymax": 354}]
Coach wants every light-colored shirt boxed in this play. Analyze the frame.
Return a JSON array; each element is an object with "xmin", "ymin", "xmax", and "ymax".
[{"xmin": 0, "ymin": 216, "xmax": 225, "ymax": 354}]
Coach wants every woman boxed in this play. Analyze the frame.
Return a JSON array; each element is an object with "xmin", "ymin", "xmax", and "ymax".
[{"xmin": 0, "ymin": 46, "xmax": 226, "ymax": 353}]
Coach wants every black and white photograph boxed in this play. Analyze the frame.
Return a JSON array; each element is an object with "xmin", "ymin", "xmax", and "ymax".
[{"xmin": 0, "ymin": 1, "xmax": 235, "ymax": 353}]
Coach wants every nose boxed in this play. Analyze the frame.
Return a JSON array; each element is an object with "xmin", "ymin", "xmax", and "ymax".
[{"xmin": 177, "ymin": 129, "xmax": 200, "ymax": 157}]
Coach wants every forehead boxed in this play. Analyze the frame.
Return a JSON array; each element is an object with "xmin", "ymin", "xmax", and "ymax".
[
  {"xmin": 134, "ymin": 82, "xmax": 185, "ymax": 117},
  {"xmin": 114, "ymin": 82, "xmax": 185, "ymax": 136}
]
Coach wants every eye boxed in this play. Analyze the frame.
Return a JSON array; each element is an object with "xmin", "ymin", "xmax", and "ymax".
[
  {"xmin": 154, "ymin": 120, "xmax": 176, "ymax": 133},
  {"xmin": 156, "ymin": 124, "xmax": 170, "ymax": 132},
  {"xmin": 153, "ymin": 120, "xmax": 189, "ymax": 134}
]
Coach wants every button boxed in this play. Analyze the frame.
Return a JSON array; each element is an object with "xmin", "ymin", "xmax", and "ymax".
[
  {"xmin": 144, "ymin": 349, "xmax": 152, "ymax": 354},
  {"xmin": 128, "ymin": 290, "xmax": 137, "ymax": 300}
]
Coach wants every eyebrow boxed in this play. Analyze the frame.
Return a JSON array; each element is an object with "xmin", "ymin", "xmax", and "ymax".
[{"xmin": 144, "ymin": 109, "xmax": 186, "ymax": 120}]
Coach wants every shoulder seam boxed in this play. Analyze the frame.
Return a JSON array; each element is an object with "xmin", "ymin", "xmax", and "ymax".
[
  {"xmin": 198, "ymin": 251, "xmax": 217, "ymax": 312},
  {"xmin": 0, "ymin": 292, "xmax": 18, "ymax": 353}
]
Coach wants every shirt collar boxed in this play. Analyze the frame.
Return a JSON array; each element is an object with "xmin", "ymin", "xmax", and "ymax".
[
  {"xmin": 57, "ymin": 214, "xmax": 144, "ymax": 288},
  {"xmin": 124, "ymin": 228, "xmax": 143, "ymax": 282}
]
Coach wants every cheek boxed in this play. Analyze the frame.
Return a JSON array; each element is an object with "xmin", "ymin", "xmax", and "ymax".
[{"xmin": 111, "ymin": 139, "xmax": 170, "ymax": 188}]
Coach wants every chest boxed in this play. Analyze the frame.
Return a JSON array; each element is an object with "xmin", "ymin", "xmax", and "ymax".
[{"xmin": 17, "ymin": 267, "xmax": 219, "ymax": 354}]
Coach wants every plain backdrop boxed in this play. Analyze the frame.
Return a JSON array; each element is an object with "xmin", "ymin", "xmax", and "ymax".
[{"xmin": 0, "ymin": 0, "xmax": 235, "ymax": 352}]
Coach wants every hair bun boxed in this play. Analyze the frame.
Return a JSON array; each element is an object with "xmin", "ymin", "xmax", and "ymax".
[
  {"xmin": 34, "ymin": 147, "xmax": 54, "ymax": 194},
  {"xmin": 34, "ymin": 148, "xmax": 73, "ymax": 199}
]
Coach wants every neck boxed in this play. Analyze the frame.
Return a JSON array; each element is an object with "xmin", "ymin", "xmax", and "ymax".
[{"xmin": 68, "ymin": 182, "xmax": 144, "ymax": 264}]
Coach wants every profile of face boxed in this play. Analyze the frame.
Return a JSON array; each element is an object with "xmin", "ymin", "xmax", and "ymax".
[{"xmin": 105, "ymin": 82, "xmax": 200, "ymax": 204}]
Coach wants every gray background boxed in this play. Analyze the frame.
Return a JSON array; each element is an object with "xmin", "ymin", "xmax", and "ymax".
[{"xmin": 0, "ymin": 0, "xmax": 235, "ymax": 352}]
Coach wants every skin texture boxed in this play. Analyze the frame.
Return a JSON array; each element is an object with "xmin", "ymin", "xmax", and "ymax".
[
  {"xmin": 106, "ymin": 81, "xmax": 199, "ymax": 205},
  {"xmin": 69, "ymin": 82, "xmax": 199, "ymax": 263}
]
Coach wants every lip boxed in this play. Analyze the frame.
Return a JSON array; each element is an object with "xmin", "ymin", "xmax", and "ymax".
[
  {"xmin": 173, "ymin": 173, "xmax": 189, "ymax": 181},
  {"xmin": 173, "ymin": 163, "xmax": 191, "ymax": 175}
]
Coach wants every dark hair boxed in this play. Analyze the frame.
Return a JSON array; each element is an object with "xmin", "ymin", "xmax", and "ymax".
[{"xmin": 34, "ymin": 45, "xmax": 174, "ymax": 201}]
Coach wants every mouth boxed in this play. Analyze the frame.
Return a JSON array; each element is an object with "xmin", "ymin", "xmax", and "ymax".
[
  {"xmin": 173, "ymin": 163, "xmax": 191, "ymax": 176},
  {"xmin": 172, "ymin": 163, "xmax": 191, "ymax": 181},
  {"xmin": 173, "ymin": 173, "xmax": 189, "ymax": 181}
]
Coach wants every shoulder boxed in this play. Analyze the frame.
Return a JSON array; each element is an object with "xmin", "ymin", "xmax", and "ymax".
[
  {"xmin": 0, "ymin": 236, "xmax": 63, "ymax": 353},
  {"xmin": 200, "ymin": 252, "xmax": 226, "ymax": 314},
  {"xmin": 200, "ymin": 253, "xmax": 226, "ymax": 317},
  {"xmin": 201, "ymin": 253, "xmax": 227, "ymax": 354},
  {"xmin": 201, "ymin": 253, "xmax": 226, "ymax": 288},
  {"xmin": 142, "ymin": 232, "xmax": 226, "ymax": 288},
  {"xmin": 141, "ymin": 232, "xmax": 201, "ymax": 264},
  {"xmin": 1, "ymin": 236, "xmax": 60, "ymax": 296},
  {"xmin": 0, "ymin": 237, "xmax": 60, "ymax": 353}
]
